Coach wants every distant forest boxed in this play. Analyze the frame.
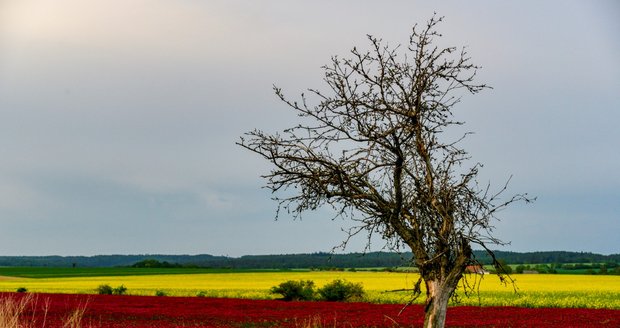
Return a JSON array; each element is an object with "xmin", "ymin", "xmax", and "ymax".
[{"xmin": 0, "ymin": 251, "xmax": 618, "ymax": 268}]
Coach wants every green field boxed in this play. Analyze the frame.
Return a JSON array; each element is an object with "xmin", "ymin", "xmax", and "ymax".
[
  {"xmin": 1, "ymin": 268, "xmax": 619, "ymax": 309},
  {"xmin": 0, "ymin": 267, "xmax": 296, "ymax": 278}
]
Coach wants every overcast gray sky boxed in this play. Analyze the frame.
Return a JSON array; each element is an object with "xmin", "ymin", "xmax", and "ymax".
[{"xmin": 1, "ymin": 1, "xmax": 618, "ymax": 256}]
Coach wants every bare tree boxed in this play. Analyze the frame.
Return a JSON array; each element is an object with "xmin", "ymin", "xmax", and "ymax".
[{"xmin": 239, "ymin": 16, "xmax": 532, "ymax": 328}]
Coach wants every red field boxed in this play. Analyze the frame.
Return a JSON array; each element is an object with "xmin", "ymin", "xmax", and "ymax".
[{"xmin": 2, "ymin": 292, "xmax": 618, "ymax": 327}]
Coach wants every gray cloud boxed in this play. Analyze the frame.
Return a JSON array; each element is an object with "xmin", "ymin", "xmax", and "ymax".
[{"xmin": 0, "ymin": 0, "xmax": 618, "ymax": 256}]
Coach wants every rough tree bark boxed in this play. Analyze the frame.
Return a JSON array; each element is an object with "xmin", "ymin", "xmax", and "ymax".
[{"xmin": 239, "ymin": 16, "xmax": 532, "ymax": 328}]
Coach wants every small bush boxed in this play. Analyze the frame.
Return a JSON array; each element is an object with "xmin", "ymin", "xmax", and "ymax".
[
  {"xmin": 155, "ymin": 290, "xmax": 167, "ymax": 297},
  {"xmin": 196, "ymin": 291, "xmax": 207, "ymax": 297},
  {"xmin": 97, "ymin": 284, "xmax": 127, "ymax": 295},
  {"xmin": 515, "ymin": 265, "xmax": 525, "ymax": 274},
  {"xmin": 318, "ymin": 279, "xmax": 364, "ymax": 302},
  {"xmin": 96, "ymin": 284, "xmax": 113, "ymax": 295},
  {"xmin": 16, "ymin": 287, "xmax": 27, "ymax": 293},
  {"xmin": 270, "ymin": 280, "xmax": 315, "ymax": 301},
  {"xmin": 112, "ymin": 285, "xmax": 127, "ymax": 295}
]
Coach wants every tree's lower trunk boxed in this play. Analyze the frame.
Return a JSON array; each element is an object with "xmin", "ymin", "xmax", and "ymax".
[{"xmin": 423, "ymin": 279, "xmax": 453, "ymax": 328}]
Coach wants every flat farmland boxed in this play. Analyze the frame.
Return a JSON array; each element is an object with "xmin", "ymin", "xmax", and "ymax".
[
  {"xmin": 0, "ymin": 268, "xmax": 618, "ymax": 309},
  {"xmin": 2, "ymin": 292, "xmax": 619, "ymax": 327}
]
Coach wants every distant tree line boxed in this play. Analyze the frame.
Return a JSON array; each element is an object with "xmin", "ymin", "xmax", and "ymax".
[
  {"xmin": 0, "ymin": 254, "xmax": 228, "ymax": 268},
  {"xmin": 0, "ymin": 251, "xmax": 617, "ymax": 269},
  {"xmin": 472, "ymin": 251, "xmax": 619, "ymax": 265},
  {"xmin": 130, "ymin": 259, "xmax": 196, "ymax": 268}
]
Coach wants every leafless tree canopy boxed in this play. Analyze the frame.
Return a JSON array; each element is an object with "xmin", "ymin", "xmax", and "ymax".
[{"xmin": 239, "ymin": 16, "xmax": 532, "ymax": 327}]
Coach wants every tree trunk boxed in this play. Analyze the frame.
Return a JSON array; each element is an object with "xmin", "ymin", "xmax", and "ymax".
[{"xmin": 423, "ymin": 279, "xmax": 453, "ymax": 328}]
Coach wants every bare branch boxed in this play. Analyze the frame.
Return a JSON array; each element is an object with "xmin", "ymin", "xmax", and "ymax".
[{"xmin": 238, "ymin": 14, "xmax": 533, "ymax": 328}]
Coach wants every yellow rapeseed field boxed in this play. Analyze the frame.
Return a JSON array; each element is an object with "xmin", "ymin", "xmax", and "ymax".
[{"xmin": 1, "ymin": 271, "xmax": 618, "ymax": 309}]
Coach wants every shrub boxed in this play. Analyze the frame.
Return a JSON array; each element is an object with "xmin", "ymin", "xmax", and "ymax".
[
  {"xmin": 155, "ymin": 290, "xmax": 167, "ymax": 297},
  {"xmin": 112, "ymin": 285, "xmax": 127, "ymax": 295},
  {"xmin": 96, "ymin": 284, "xmax": 113, "ymax": 295},
  {"xmin": 318, "ymin": 279, "xmax": 364, "ymax": 302},
  {"xmin": 196, "ymin": 291, "xmax": 207, "ymax": 297},
  {"xmin": 15, "ymin": 287, "xmax": 27, "ymax": 293},
  {"xmin": 496, "ymin": 259, "xmax": 513, "ymax": 274},
  {"xmin": 97, "ymin": 284, "xmax": 127, "ymax": 295},
  {"xmin": 515, "ymin": 265, "xmax": 525, "ymax": 274},
  {"xmin": 270, "ymin": 280, "xmax": 315, "ymax": 301}
]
